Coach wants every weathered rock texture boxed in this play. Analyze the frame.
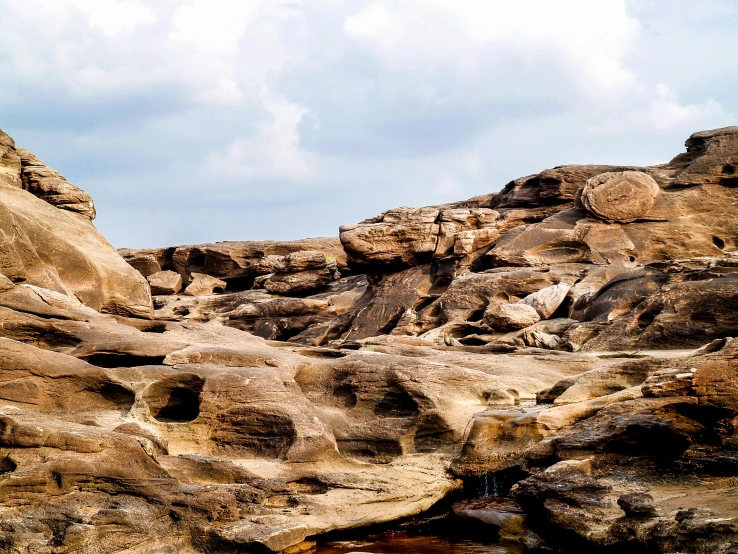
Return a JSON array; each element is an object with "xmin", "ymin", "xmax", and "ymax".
[
  {"xmin": 3, "ymin": 126, "xmax": 738, "ymax": 553},
  {"xmin": 0, "ymin": 129, "xmax": 152, "ymax": 318},
  {"xmin": 119, "ymin": 238, "xmax": 346, "ymax": 291}
]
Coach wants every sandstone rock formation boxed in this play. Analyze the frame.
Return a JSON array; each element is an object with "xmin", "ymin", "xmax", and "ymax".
[
  {"xmin": 576, "ymin": 170, "xmax": 660, "ymax": 223},
  {"xmin": 2, "ymin": 126, "xmax": 738, "ymax": 553},
  {"xmin": 0, "ymin": 129, "xmax": 152, "ymax": 318},
  {"xmin": 16, "ymin": 147, "xmax": 97, "ymax": 219},
  {"xmin": 119, "ymin": 238, "xmax": 346, "ymax": 290},
  {"xmin": 147, "ymin": 270, "xmax": 183, "ymax": 295},
  {"xmin": 184, "ymin": 272, "xmax": 227, "ymax": 296}
]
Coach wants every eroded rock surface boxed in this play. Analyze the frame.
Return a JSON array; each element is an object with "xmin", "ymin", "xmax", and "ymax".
[{"xmin": 2, "ymin": 126, "xmax": 738, "ymax": 553}]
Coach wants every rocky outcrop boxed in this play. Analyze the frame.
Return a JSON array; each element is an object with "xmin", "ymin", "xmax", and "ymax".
[
  {"xmin": 16, "ymin": 147, "xmax": 97, "ymax": 219},
  {"xmin": 511, "ymin": 340, "xmax": 738, "ymax": 553},
  {"xmin": 0, "ymin": 129, "xmax": 152, "ymax": 318},
  {"xmin": 0, "ymin": 269, "xmax": 584, "ymax": 552},
  {"xmin": 3, "ymin": 125, "xmax": 738, "ymax": 553},
  {"xmin": 184, "ymin": 272, "xmax": 227, "ymax": 296},
  {"xmin": 119, "ymin": 238, "xmax": 347, "ymax": 290}
]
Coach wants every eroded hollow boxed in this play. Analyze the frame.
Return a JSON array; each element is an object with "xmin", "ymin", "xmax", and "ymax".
[
  {"xmin": 374, "ymin": 387, "xmax": 419, "ymax": 418},
  {"xmin": 636, "ymin": 303, "xmax": 663, "ymax": 330},
  {"xmin": 337, "ymin": 439, "xmax": 403, "ymax": 462},
  {"xmin": 0, "ymin": 456, "xmax": 17, "ymax": 475},
  {"xmin": 84, "ymin": 353, "xmax": 167, "ymax": 368},
  {"xmin": 212, "ymin": 410, "xmax": 296, "ymax": 458},
  {"xmin": 332, "ymin": 384, "xmax": 358, "ymax": 408},
  {"xmin": 414, "ymin": 413, "xmax": 455, "ymax": 453},
  {"xmin": 143, "ymin": 374, "xmax": 205, "ymax": 423},
  {"xmin": 713, "ymin": 236, "xmax": 726, "ymax": 249},
  {"xmin": 94, "ymin": 381, "xmax": 136, "ymax": 415},
  {"xmin": 298, "ymin": 348, "xmax": 348, "ymax": 359}
]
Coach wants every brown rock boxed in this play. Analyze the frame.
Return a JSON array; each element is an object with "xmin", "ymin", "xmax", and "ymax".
[
  {"xmin": 263, "ymin": 268, "xmax": 334, "ymax": 296},
  {"xmin": 0, "ymin": 129, "xmax": 22, "ymax": 188},
  {"xmin": 577, "ymin": 170, "xmax": 660, "ymax": 223},
  {"xmin": 0, "ymin": 182, "xmax": 152, "ymax": 318},
  {"xmin": 484, "ymin": 302, "xmax": 541, "ymax": 331},
  {"xmin": 147, "ymin": 270, "xmax": 182, "ymax": 295},
  {"xmin": 16, "ymin": 147, "xmax": 97, "ymax": 219},
  {"xmin": 184, "ymin": 272, "xmax": 227, "ymax": 296},
  {"xmin": 120, "ymin": 238, "xmax": 346, "ymax": 288},
  {"xmin": 340, "ymin": 207, "xmax": 440, "ymax": 269},
  {"xmin": 519, "ymin": 283, "xmax": 571, "ymax": 318},
  {"xmin": 491, "ymin": 164, "xmax": 646, "ymax": 209}
]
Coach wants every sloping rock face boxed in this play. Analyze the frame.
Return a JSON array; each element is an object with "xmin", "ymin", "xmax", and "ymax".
[
  {"xmin": 16, "ymin": 147, "xmax": 97, "ymax": 219},
  {"xmin": 0, "ymin": 129, "xmax": 152, "ymax": 318},
  {"xmin": 4, "ymin": 126, "xmax": 738, "ymax": 553}
]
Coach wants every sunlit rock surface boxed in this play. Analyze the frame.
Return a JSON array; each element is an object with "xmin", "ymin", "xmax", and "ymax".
[{"xmin": 1, "ymin": 127, "xmax": 738, "ymax": 552}]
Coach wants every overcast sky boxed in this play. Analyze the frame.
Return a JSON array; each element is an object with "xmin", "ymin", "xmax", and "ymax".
[{"xmin": 1, "ymin": 0, "xmax": 736, "ymax": 248}]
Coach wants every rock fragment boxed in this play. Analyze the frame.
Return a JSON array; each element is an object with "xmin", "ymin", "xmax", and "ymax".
[
  {"xmin": 519, "ymin": 283, "xmax": 571, "ymax": 319},
  {"xmin": 147, "ymin": 270, "xmax": 183, "ymax": 295},
  {"xmin": 577, "ymin": 170, "xmax": 660, "ymax": 223},
  {"xmin": 484, "ymin": 302, "xmax": 541, "ymax": 331},
  {"xmin": 184, "ymin": 273, "xmax": 227, "ymax": 296}
]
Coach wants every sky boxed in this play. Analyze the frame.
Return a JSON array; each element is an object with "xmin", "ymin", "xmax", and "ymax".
[{"xmin": 0, "ymin": 0, "xmax": 736, "ymax": 248}]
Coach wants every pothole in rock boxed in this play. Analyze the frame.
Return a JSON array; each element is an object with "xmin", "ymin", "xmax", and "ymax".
[
  {"xmin": 298, "ymin": 348, "xmax": 348, "ymax": 359},
  {"xmin": 288, "ymin": 477, "xmax": 331, "ymax": 495},
  {"xmin": 94, "ymin": 381, "xmax": 136, "ymax": 415},
  {"xmin": 0, "ymin": 456, "xmax": 17, "ymax": 475},
  {"xmin": 143, "ymin": 374, "xmax": 204, "ymax": 423},
  {"xmin": 83, "ymin": 353, "xmax": 167, "ymax": 368},
  {"xmin": 374, "ymin": 387, "xmax": 419, "ymax": 418},
  {"xmin": 212, "ymin": 410, "xmax": 297, "ymax": 458}
]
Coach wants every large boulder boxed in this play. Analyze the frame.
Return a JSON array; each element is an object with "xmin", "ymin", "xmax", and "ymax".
[
  {"xmin": 0, "ymin": 182, "xmax": 152, "ymax": 318},
  {"xmin": 0, "ymin": 129, "xmax": 151, "ymax": 318},
  {"xmin": 147, "ymin": 270, "xmax": 183, "ymax": 295},
  {"xmin": 484, "ymin": 302, "xmax": 541, "ymax": 331},
  {"xmin": 576, "ymin": 170, "xmax": 660, "ymax": 223}
]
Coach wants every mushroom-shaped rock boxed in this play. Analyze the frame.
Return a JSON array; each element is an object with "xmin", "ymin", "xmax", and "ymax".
[
  {"xmin": 147, "ymin": 270, "xmax": 183, "ymax": 295},
  {"xmin": 184, "ymin": 273, "xmax": 227, "ymax": 296},
  {"xmin": 484, "ymin": 302, "xmax": 541, "ymax": 331},
  {"xmin": 519, "ymin": 283, "xmax": 571, "ymax": 319},
  {"xmin": 576, "ymin": 170, "xmax": 660, "ymax": 223}
]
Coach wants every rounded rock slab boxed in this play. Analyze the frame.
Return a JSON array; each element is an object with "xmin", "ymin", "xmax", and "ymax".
[
  {"xmin": 577, "ymin": 170, "xmax": 660, "ymax": 223},
  {"xmin": 484, "ymin": 302, "xmax": 541, "ymax": 332}
]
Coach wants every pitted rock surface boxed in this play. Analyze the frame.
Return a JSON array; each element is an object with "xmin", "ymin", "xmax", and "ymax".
[{"xmin": 1, "ymin": 126, "xmax": 738, "ymax": 553}]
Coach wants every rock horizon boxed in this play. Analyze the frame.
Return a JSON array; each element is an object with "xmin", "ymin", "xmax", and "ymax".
[{"xmin": 1, "ymin": 125, "xmax": 738, "ymax": 553}]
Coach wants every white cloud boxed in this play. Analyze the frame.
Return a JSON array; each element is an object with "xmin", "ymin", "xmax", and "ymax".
[
  {"xmin": 343, "ymin": 0, "xmax": 640, "ymax": 97},
  {"xmin": 58, "ymin": 0, "xmax": 157, "ymax": 36},
  {"xmin": 169, "ymin": 0, "xmax": 261, "ymax": 55},
  {"xmin": 208, "ymin": 95, "xmax": 318, "ymax": 181},
  {"xmin": 0, "ymin": 0, "xmax": 734, "ymax": 247}
]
